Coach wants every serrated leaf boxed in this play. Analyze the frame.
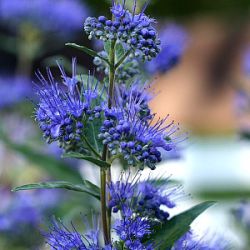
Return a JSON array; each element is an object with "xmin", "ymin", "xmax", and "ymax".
[
  {"xmin": 63, "ymin": 152, "xmax": 110, "ymax": 169},
  {"xmin": 115, "ymin": 42, "xmax": 126, "ymax": 63},
  {"xmin": 66, "ymin": 43, "xmax": 109, "ymax": 64},
  {"xmin": 12, "ymin": 181, "xmax": 100, "ymax": 200},
  {"xmin": 151, "ymin": 201, "xmax": 216, "ymax": 249}
]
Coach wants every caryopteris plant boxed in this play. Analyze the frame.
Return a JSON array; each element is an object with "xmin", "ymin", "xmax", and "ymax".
[{"xmin": 13, "ymin": 1, "xmax": 228, "ymax": 249}]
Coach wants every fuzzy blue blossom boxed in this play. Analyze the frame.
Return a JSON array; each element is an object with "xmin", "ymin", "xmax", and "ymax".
[
  {"xmin": 35, "ymin": 59, "xmax": 105, "ymax": 153},
  {"xmin": 108, "ymin": 174, "xmax": 179, "ymax": 221},
  {"xmin": 146, "ymin": 24, "xmax": 188, "ymax": 75},
  {"xmin": 116, "ymin": 83, "xmax": 153, "ymax": 121},
  {"xmin": 243, "ymin": 47, "xmax": 250, "ymax": 76},
  {"xmin": 0, "ymin": 75, "xmax": 32, "ymax": 108},
  {"xmin": 45, "ymin": 217, "xmax": 117, "ymax": 250},
  {"xmin": 84, "ymin": 1, "xmax": 161, "ymax": 61},
  {"xmin": 0, "ymin": 0, "xmax": 88, "ymax": 35},
  {"xmin": 99, "ymin": 85, "xmax": 181, "ymax": 170},
  {"xmin": 113, "ymin": 216, "xmax": 152, "ymax": 250}
]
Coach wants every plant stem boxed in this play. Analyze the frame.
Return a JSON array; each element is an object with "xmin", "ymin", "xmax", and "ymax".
[
  {"xmin": 100, "ymin": 40, "xmax": 116, "ymax": 244},
  {"xmin": 100, "ymin": 169, "xmax": 109, "ymax": 244}
]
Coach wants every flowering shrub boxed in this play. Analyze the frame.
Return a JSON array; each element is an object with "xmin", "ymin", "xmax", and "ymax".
[{"xmin": 12, "ymin": 1, "xmax": 229, "ymax": 249}]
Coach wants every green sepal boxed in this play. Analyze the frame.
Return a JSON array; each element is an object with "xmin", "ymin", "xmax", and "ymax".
[
  {"xmin": 62, "ymin": 152, "xmax": 110, "ymax": 169},
  {"xmin": 12, "ymin": 180, "xmax": 100, "ymax": 200},
  {"xmin": 149, "ymin": 201, "xmax": 216, "ymax": 249}
]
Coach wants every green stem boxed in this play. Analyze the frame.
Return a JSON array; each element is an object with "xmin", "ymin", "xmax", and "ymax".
[
  {"xmin": 100, "ymin": 39, "xmax": 116, "ymax": 244},
  {"xmin": 115, "ymin": 49, "xmax": 132, "ymax": 70},
  {"xmin": 100, "ymin": 169, "xmax": 109, "ymax": 244}
]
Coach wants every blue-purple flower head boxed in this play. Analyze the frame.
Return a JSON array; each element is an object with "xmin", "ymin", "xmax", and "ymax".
[
  {"xmin": 0, "ymin": 0, "xmax": 88, "ymax": 35},
  {"xmin": 45, "ymin": 218, "xmax": 112, "ymax": 250},
  {"xmin": 35, "ymin": 58, "xmax": 105, "ymax": 153},
  {"xmin": 0, "ymin": 75, "xmax": 32, "ymax": 109},
  {"xmin": 113, "ymin": 216, "xmax": 152, "ymax": 250},
  {"xmin": 108, "ymin": 173, "xmax": 180, "ymax": 221},
  {"xmin": 84, "ymin": 0, "xmax": 161, "ymax": 61},
  {"xmin": 243, "ymin": 47, "xmax": 250, "ymax": 76},
  {"xmin": 146, "ymin": 23, "xmax": 188, "ymax": 75},
  {"xmin": 99, "ymin": 84, "xmax": 183, "ymax": 170}
]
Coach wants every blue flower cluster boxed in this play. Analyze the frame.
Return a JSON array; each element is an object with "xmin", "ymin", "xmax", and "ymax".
[
  {"xmin": 99, "ymin": 84, "xmax": 179, "ymax": 170},
  {"xmin": 35, "ymin": 59, "xmax": 104, "ymax": 153},
  {"xmin": 84, "ymin": 1, "xmax": 161, "ymax": 61},
  {"xmin": 46, "ymin": 219, "xmax": 113, "ymax": 250},
  {"xmin": 108, "ymin": 175, "xmax": 178, "ymax": 222},
  {"xmin": 113, "ymin": 216, "xmax": 153, "ymax": 250},
  {"xmin": 0, "ymin": 0, "xmax": 88, "ymax": 35},
  {"xmin": 146, "ymin": 24, "xmax": 188, "ymax": 75}
]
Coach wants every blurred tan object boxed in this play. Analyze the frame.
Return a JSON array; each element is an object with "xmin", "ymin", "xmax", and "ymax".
[{"xmin": 150, "ymin": 17, "xmax": 240, "ymax": 135}]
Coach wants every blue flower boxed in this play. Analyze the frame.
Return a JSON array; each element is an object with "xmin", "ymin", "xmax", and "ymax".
[
  {"xmin": 108, "ymin": 174, "xmax": 179, "ymax": 221},
  {"xmin": 35, "ymin": 58, "xmax": 105, "ymax": 152},
  {"xmin": 146, "ymin": 24, "xmax": 188, "ymax": 75},
  {"xmin": 99, "ymin": 85, "xmax": 182, "ymax": 169},
  {"xmin": 113, "ymin": 216, "xmax": 152, "ymax": 249},
  {"xmin": 115, "ymin": 82, "xmax": 153, "ymax": 121},
  {"xmin": 0, "ymin": 0, "xmax": 89, "ymax": 36},
  {"xmin": 84, "ymin": 0, "xmax": 161, "ymax": 61},
  {"xmin": 45, "ymin": 218, "xmax": 115, "ymax": 250}
]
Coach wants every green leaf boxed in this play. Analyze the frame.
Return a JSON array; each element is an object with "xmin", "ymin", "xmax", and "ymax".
[
  {"xmin": 66, "ymin": 43, "xmax": 109, "ymax": 64},
  {"xmin": 63, "ymin": 152, "xmax": 110, "ymax": 169},
  {"xmin": 0, "ymin": 131, "xmax": 82, "ymax": 182},
  {"xmin": 150, "ymin": 201, "xmax": 216, "ymax": 249},
  {"xmin": 104, "ymin": 41, "xmax": 112, "ymax": 54},
  {"xmin": 12, "ymin": 181, "xmax": 100, "ymax": 200},
  {"xmin": 115, "ymin": 42, "xmax": 126, "ymax": 63},
  {"xmin": 85, "ymin": 121, "xmax": 103, "ymax": 154},
  {"xmin": 195, "ymin": 188, "xmax": 250, "ymax": 200}
]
